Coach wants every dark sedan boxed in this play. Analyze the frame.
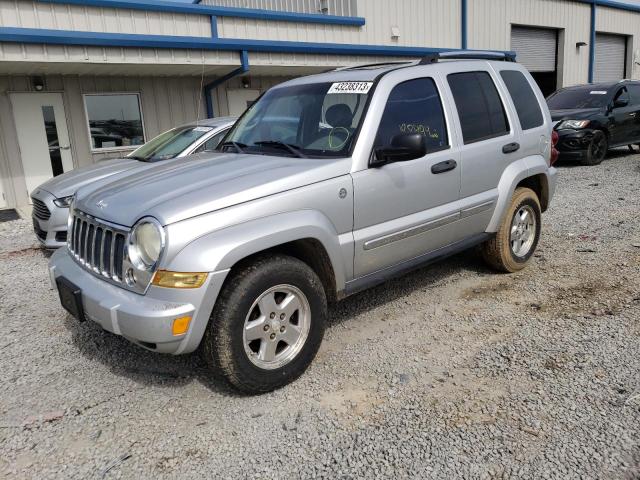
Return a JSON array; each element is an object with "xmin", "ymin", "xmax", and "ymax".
[{"xmin": 547, "ymin": 80, "xmax": 640, "ymax": 165}]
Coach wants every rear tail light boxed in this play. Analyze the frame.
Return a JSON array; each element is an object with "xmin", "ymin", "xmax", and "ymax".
[{"xmin": 550, "ymin": 130, "xmax": 559, "ymax": 166}]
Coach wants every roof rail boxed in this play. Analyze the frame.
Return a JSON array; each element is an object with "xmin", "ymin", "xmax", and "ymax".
[
  {"xmin": 333, "ymin": 60, "xmax": 415, "ymax": 71},
  {"xmin": 418, "ymin": 50, "xmax": 516, "ymax": 65}
]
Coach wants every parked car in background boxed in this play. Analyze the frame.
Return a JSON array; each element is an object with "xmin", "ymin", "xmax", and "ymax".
[
  {"xmin": 49, "ymin": 52, "xmax": 557, "ymax": 393},
  {"xmin": 547, "ymin": 80, "xmax": 640, "ymax": 165},
  {"xmin": 32, "ymin": 117, "xmax": 235, "ymax": 247}
]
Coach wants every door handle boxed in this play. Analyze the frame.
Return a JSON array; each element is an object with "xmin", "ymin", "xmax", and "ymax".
[
  {"xmin": 502, "ymin": 142, "xmax": 520, "ymax": 154},
  {"xmin": 629, "ymin": 112, "xmax": 637, "ymax": 117},
  {"xmin": 431, "ymin": 159, "xmax": 457, "ymax": 174}
]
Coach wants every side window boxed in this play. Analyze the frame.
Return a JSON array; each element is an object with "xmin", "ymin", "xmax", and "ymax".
[
  {"xmin": 374, "ymin": 78, "xmax": 448, "ymax": 153},
  {"xmin": 447, "ymin": 71, "xmax": 510, "ymax": 144},
  {"xmin": 194, "ymin": 129, "xmax": 228, "ymax": 154},
  {"xmin": 627, "ymin": 84, "xmax": 640, "ymax": 105},
  {"xmin": 613, "ymin": 87, "xmax": 629, "ymax": 106},
  {"xmin": 500, "ymin": 70, "xmax": 544, "ymax": 130}
]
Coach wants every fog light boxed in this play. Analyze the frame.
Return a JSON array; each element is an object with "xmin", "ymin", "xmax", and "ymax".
[
  {"xmin": 152, "ymin": 270, "xmax": 208, "ymax": 288},
  {"xmin": 172, "ymin": 316, "xmax": 191, "ymax": 336}
]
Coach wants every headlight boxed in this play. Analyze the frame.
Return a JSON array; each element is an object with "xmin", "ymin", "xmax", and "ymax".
[
  {"xmin": 128, "ymin": 217, "xmax": 165, "ymax": 270},
  {"xmin": 556, "ymin": 119, "xmax": 590, "ymax": 130},
  {"xmin": 54, "ymin": 195, "xmax": 74, "ymax": 208}
]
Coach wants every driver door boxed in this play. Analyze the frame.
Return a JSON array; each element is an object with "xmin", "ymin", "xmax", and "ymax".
[
  {"xmin": 609, "ymin": 87, "xmax": 635, "ymax": 145},
  {"xmin": 351, "ymin": 77, "xmax": 461, "ymax": 278}
]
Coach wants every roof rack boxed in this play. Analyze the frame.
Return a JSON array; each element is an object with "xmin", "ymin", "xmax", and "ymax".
[
  {"xmin": 418, "ymin": 51, "xmax": 516, "ymax": 65},
  {"xmin": 332, "ymin": 61, "xmax": 415, "ymax": 72}
]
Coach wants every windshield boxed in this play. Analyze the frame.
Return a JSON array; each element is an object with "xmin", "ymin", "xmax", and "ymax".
[
  {"xmin": 547, "ymin": 87, "xmax": 610, "ymax": 110},
  {"xmin": 221, "ymin": 81, "xmax": 372, "ymax": 158},
  {"xmin": 128, "ymin": 125, "xmax": 215, "ymax": 161}
]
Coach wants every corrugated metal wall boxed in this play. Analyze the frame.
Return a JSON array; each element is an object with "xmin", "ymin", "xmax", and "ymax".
[
  {"xmin": 468, "ymin": 0, "xmax": 592, "ymax": 87},
  {"xmin": 217, "ymin": 0, "xmax": 460, "ymax": 48},
  {"xmin": 200, "ymin": 0, "xmax": 357, "ymax": 16},
  {"xmin": 0, "ymin": 74, "xmax": 208, "ymax": 206},
  {"xmin": 596, "ymin": 6, "xmax": 639, "ymax": 80},
  {"xmin": 0, "ymin": 0, "xmax": 210, "ymax": 36}
]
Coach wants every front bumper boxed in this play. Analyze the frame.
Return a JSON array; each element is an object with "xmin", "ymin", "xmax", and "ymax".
[
  {"xmin": 554, "ymin": 128, "xmax": 596, "ymax": 160},
  {"xmin": 30, "ymin": 189, "xmax": 69, "ymax": 248},
  {"xmin": 49, "ymin": 248, "xmax": 229, "ymax": 354}
]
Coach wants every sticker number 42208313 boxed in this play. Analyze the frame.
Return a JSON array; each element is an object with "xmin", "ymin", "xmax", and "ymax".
[{"xmin": 327, "ymin": 82, "xmax": 373, "ymax": 94}]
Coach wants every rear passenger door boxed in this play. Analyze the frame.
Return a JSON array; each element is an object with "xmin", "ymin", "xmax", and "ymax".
[{"xmin": 443, "ymin": 67, "xmax": 520, "ymax": 233}]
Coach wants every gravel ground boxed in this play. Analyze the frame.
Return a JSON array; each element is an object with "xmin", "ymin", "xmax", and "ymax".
[{"xmin": 1, "ymin": 151, "xmax": 639, "ymax": 479}]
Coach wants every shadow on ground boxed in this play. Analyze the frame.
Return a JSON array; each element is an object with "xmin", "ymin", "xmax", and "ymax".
[{"xmin": 61, "ymin": 248, "xmax": 492, "ymax": 394}]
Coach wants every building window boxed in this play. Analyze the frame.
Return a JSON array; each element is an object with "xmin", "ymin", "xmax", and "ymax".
[{"xmin": 83, "ymin": 93, "xmax": 145, "ymax": 151}]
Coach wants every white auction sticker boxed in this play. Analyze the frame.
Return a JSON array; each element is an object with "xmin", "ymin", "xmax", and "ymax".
[
  {"xmin": 590, "ymin": 90, "xmax": 607, "ymax": 95},
  {"xmin": 193, "ymin": 126, "xmax": 214, "ymax": 132},
  {"xmin": 327, "ymin": 82, "xmax": 373, "ymax": 94}
]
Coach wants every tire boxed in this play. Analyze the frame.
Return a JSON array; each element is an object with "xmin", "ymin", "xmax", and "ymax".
[
  {"xmin": 581, "ymin": 130, "xmax": 607, "ymax": 166},
  {"xmin": 203, "ymin": 254, "xmax": 327, "ymax": 394},
  {"xmin": 482, "ymin": 187, "xmax": 542, "ymax": 273}
]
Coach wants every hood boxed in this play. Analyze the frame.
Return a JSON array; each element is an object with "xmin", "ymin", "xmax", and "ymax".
[
  {"xmin": 38, "ymin": 157, "xmax": 141, "ymax": 198},
  {"xmin": 550, "ymin": 108, "xmax": 601, "ymax": 122},
  {"xmin": 75, "ymin": 152, "xmax": 351, "ymax": 226}
]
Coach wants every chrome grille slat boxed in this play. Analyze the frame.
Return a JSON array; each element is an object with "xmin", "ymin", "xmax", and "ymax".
[
  {"xmin": 80, "ymin": 221, "xmax": 88, "ymax": 263},
  {"xmin": 98, "ymin": 228, "xmax": 106, "ymax": 274},
  {"xmin": 31, "ymin": 198, "xmax": 51, "ymax": 221},
  {"xmin": 87, "ymin": 224, "xmax": 95, "ymax": 267},
  {"xmin": 67, "ymin": 210, "xmax": 128, "ymax": 286},
  {"xmin": 109, "ymin": 232, "xmax": 116, "ymax": 279}
]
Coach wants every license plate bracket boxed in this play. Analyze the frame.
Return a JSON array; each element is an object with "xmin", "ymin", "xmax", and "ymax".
[{"xmin": 56, "ymin": 277, "xmax": 86, "ymax": 322}]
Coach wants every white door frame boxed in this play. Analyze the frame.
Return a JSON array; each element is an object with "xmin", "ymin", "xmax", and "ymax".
[
  {"xmin": 0, "ymin": 176, "xmax": 7, "ymax": 209},
  {"xmin": 9, "ymin": 92, "xmax": 75, "ymax": 201}
]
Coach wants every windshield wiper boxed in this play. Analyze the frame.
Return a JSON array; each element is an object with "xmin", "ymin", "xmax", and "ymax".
[
  {"xmin": 127, "ymin": 155, "xmax": 148, "ymax": 161},
  {"xmin": 254, "ymin": 141, "xmax": 307, "ymax": 158},
  {"xmin": 218, "ymin": 141, "xmax": 247, "ymax": 153}
]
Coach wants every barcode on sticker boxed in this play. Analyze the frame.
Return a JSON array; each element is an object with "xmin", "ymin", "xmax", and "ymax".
[
  {"xmin": 327, "ymin": 82, "xmax": 373, "ymax": 94},
  {"xmin": 590, "ymin": 91, "xmax": 607, "ymax": 95}
]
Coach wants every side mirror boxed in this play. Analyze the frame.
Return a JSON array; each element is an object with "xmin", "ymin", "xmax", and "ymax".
[
  {"xmin": 371, "ymin": 133, "xmax": 427, "ymax": 167},
  {"xmin": 613, "ymin": 97, "xmax": 629, "ymax": 109}
]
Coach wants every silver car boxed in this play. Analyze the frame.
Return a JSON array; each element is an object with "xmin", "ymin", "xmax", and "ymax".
[
  {"xmin": 50, "ymin": 52, "xmax": 558, "ymax": 393},
  {"xmin": 31, "ymin": 117, "xmax": 235, "ymax": 247}
]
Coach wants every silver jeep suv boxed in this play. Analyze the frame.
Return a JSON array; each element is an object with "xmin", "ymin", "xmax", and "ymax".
[{"xmin": 49, "ymin": 51, "xmax": 558, "ymax": 393}]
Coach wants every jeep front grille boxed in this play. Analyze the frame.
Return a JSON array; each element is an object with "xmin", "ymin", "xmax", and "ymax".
[
  {"xmin": 32, "ymin": 198, "xmax": 51, "ymax": 220},
  {"xmin": 68, "ymin": 210, "xmax": 128, "ymax": 283}
]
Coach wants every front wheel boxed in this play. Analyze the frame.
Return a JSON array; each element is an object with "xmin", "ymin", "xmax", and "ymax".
[
  {"xmin": 481, "ymin": 187, "xmax": 541, "ymax": 273},
  {"xmin": 582, "ymin": 130, "xmax": 607, "ymax": 166},
  {"xmin": 203, "ymin": 254, "xmax": 327, "ymax": 394}
]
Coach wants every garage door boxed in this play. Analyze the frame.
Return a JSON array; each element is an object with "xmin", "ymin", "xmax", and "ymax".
[
  {"xmin": 511, "ymin": 26, "xmax": 557, "ymax": 72},
  {"xmin": 594, "ymin": 33, "xmax": 626, "ymax": 83}
]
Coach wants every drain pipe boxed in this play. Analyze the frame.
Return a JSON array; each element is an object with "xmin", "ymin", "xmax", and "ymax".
[{"xmin": 204, "ymin": 50, "xmax": 249, "ymax": 118}]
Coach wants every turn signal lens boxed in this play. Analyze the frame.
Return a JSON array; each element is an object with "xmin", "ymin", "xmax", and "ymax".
[
  {"xmin": 152, "ymin": 270, "xmax": 208, "ymax": 289},
  {"xmin": 172, "ymin": 316, "xmax": 192, "ymax": 336}
]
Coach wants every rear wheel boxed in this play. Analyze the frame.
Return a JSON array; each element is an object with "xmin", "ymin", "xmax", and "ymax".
[
  {"xmin": 203, "ymin": 254, "xmax": 327, "ymax": 394},
  {"xmin": 582, "ymin": 131, "xmax": 607, "ymax": 166},
  {"xmin": 482, "ymin": 187, "xmax": 541, "ymax": 273}
]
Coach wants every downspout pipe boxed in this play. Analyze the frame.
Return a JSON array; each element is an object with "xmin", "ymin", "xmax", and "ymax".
[
  {"xmin": 588, "ymin": 0, "xmax": 596, "ymax": 83},
  {"xmin": 461, "ymin": 0, "xmax": 467, "ymax": 49},
  {"xmin": 204, "ymin": 50, "xmax": 249, "ymax": 118}
]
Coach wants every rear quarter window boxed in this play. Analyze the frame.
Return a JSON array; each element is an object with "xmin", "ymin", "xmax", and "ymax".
[
  {"xmin": 447, "ymin": 71, "xmax": 510, "ymax": 144},
  {"xmin": 500, "ymin": 70, "xmax": 544, "ymax": 130}
]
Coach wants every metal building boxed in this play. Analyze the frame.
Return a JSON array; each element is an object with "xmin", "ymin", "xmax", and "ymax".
[{"xmin": 0, "ymin": 0, "xmax": 639, "ymax": 210}]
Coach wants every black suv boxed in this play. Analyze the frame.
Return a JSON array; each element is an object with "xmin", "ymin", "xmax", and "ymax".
[{"xmin": 547, "ymin": 80, "xmax": 640, "ymax": 165}]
